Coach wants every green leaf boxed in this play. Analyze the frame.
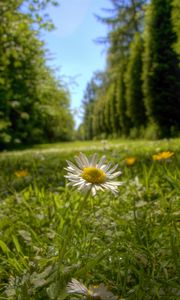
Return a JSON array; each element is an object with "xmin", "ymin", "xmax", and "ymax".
[
  {"xmin": 12, "ymin": 235, "xmax": 22, "ymax": 253},
  {"xmin": 0, "ymin": 240, "xmax": 10, "ymax": 254}
]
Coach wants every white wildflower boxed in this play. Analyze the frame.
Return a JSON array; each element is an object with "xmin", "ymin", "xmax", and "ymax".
[
  {"xmin": 65, "ymin": 152, "xmax": 123, "ymax": 196},
  {"xmin": 66, "ymin": 278, "xmax": 88, "ymax": 295},
  {"xmin": 67, "ymin": 279, "xmax": 118, "ymax": 300}
]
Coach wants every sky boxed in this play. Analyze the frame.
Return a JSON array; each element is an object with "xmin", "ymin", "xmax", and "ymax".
[{"xmin": 43, "ymin": 0, "xmax": 112, "ymax": 127}]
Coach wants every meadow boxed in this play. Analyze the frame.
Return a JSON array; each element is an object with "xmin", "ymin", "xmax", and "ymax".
[{"xmin": 0, "ymin": 138, "xmax": 179, "ymax": 300}]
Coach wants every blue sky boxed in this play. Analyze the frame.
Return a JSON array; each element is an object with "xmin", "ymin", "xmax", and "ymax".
[{"xmin": 43, "ymin": 0, "xmax": 112, "ymax": 127}]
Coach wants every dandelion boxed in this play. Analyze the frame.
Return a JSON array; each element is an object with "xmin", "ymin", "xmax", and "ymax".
[
  {"xmin": 152, "ymin": 151, "xmax": 174, "ymax": 161},
  {"xmin": 65, "ymin": 152, "xmax": 123, "ymax": 196},
  {"xmin": 14, "ymin": 170, "xmax": 29, "ymax": 177},
  {"xmin": 125, "ymin": 157, "xmax": 136, "ymax": 166},
  {"xmin": 66, "ymin": 279, "xmax": 118, "ymax": 300}
]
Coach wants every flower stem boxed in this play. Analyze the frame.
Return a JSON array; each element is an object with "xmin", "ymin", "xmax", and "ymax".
[{"xmin": 59, "ymin": 189, "xmax": 91, "ymax": 261}]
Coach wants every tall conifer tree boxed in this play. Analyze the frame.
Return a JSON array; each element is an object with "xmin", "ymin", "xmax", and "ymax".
[
  {"xmin": 125, "ymin": 33, "xmax": 146, "ymax": 130},
  {"xmin": 96, "ymin": 0, "xmax": 147, "ymax": 136},
  {"xmin": 172, "ymin": 0, "xmax": 180, "ymax": 55},
  {"xmin": 142, "ymin": 0, "xmax": 180, "ymax": 137}
]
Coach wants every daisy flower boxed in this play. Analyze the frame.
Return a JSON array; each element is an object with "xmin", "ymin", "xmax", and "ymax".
[
  {"xmin": 65, "ymin": 152, "xmax": 123, "ymax": 196},
  {"xmin": 66, "ymin": 279, "xmax": 118, "ymax": 300},
  {"xmin": 67, "ymin": 278, "xmax": 88, "ymax": 296}
]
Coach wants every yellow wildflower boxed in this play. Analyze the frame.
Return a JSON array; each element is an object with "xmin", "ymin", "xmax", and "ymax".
[
  {"xmin": 125, "ymin": 157, "xmax": 137, "ymax": 166},
  {"xmin": 152, "ymin": 151, "xmax": 174, "ymax": 161},
  {"xmin": 15, "ymin": 170, "xmax": 29, "ymax": 177}
]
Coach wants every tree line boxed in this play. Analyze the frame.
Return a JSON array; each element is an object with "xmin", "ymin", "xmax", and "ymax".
[
  {"xmin": 80, "ymin": 0, "xmax": 180, "ymax": 140},
  {"xmin": 0, "ymin": 0, "xmax": 74, "ymax": 149}
]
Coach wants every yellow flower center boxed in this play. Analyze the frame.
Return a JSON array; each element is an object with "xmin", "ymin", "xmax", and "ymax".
[{"xmin": 81, "ymin": 167, "xmax": 106, "ymax": 184}]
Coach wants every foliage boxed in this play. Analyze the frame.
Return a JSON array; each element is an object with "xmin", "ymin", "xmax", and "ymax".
[
  {"xmin": 82, "ymin": 76, "xmax": 98, "ymax": 140},
  {"xmin": 80, "ymin": 0, "xmax": 180, "ymax": 140},
  {"xmin": 116, "ymin": 61, "xmax": 131, "ymax": 136},
  {"xmin": 0, "ymin": 0, "xmax": 58, "ymax": 30},
  {"xmin": 34, "ymin": 68, "xmax": 75, "ymax": 142},
  {"xmin": 106, "ymin": 83, "xmax": 117, "ymax": 135},
  {"xmin": 0, "ymin": 0, "xmax": 74, "ymax": 149},
  {"xmin": 172, "ymin": 0, "xmax": 180, "ymax": 55},
  {"xmin": 142, "ymin": 0, "xmax": 180, "ymax": 137},
  {"xmin": 82, "ymin": 72, "xmax": 109, "ymax": 140},
  {"xmin": 125, "ymin": 33, "xmax": 146, "ymax": 131},
  {"xmin": 81, "ymin": 0, "xmax": 148, "ymax": 140},
  {"xmin": 0, "ymin": 138, "xmax": 179, "ymax": 299}
]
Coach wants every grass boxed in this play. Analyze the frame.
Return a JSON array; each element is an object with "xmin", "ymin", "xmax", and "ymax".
[{"xmin": 0, "ymin": 138, "xmax": 179, "ymax": 300}]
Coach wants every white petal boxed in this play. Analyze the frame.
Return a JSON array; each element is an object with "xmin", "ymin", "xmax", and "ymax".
[
  {"xmin": 96, "ymin": 155, "xmax": 106, "ymax": 168},
  {"xmin": 90, "ymin": 153, "xmax": 98, "ymax": 166},
  {"xmin": 66, "ymin": 160, "xmax": 82, "ymax": 173},
  {"xmin": 94, "ymin": 184, "xmax": 104, "ymax": 191},
  {"xmin": 112, "ymin": 181, "xmax": 123, "ymax": 186},
  {"xmin": 65, "ymin": 177, "xmax": 79, "ymax": 182},
  {"xmin": 78, "ymin": 183, "xmax": 92, "ymax": 192},
  {"xmin": 91, "ymin": 186, "xmax": 97, "ymax": 196},
  {"xmin": 65, "ymin": 173, "xmax": 81, "ymax": 179},
  {"xmin": 79, "ymin": 152, "xmax": 90, "ymax": 166},
  {"xmin": 107, "ymin": 171, "xmax": 122, "ymax": 179},
  {"xmin": 107, "ymin": 164, "xmax": 119, "ymax": 174},
  {"xmin": 72, "ymin": 181, "xmax": 85, "ymax": 187},
  {"xmin": 74, "ymin": 155, "xmax": 85, "ymax": 169},
  {"xmin": 65, "ymin": 166, "xmax": 78, "ymax": 173},
  {"xmin": 106, "ymin": 181, "xmax": 123, "ymax": 186},
  {"xmin": 101, "ymin": 162, "xmax": 112, "ymax": 172}
]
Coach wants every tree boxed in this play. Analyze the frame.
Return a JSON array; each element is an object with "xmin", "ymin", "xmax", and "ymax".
[
  {"xmin": 82, "ymin": 72, "xmax": 108, "ymax": 139},
  {"xmin": 116, "ymin": 61, "xmax": 131, "ymax": 136},
  {"xmin": 0, "ymin": 0, "xmax": 75, "ymax": 148},
  {"xmin": 142, "ymin": 0, "xmax": 180, "ymax": 137},
  {"xmin": 0, "ymin": 0, "xmax": 58, "ymax": 30},
  {"xmin": 125, "ymin": 33, "xmax": 146, "ymax": 130},
  {"xmin": 0, "ymin": 3, "xmax": 45, "ymax": 145},
  {"xmin": 172, "ymin": 0, "xmax": 180, "ymax": 55},
  {"xmin": 93, "ymin": 0, "xmax": 148, "ymax": 137},
  {"xmin": 35, "ymin": 68, "xmax": 75, "ymax": 142},
  {"xmin": 82, "ymin": 79, "xmax": 97, "ymax": 140}
]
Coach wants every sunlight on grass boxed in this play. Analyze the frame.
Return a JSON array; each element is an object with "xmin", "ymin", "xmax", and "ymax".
[
  {"xmin": 0, "ymin": 139, "xmax": 179, "ymax": 299},
  {"xmin": 1, "ymin": 138, "xmax": 180, "ymax": 157}
]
